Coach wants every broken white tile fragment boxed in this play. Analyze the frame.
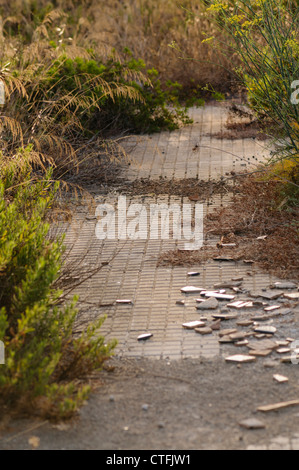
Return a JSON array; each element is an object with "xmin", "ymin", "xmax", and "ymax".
[
  {"xmin": 273, "ymin": 374, "xmax": 289, "ymax": 383},
  {"xmin": 253, "ymin": 326, "xmax": 277, "ymax": 335},
  {"xmin": 137, "ymin": 333, "xmax": 153, "ymax": 341},
  {"xmin": 234, "ymin": 340, "xmax": 249, "ymax": 347},
  {"xmin": 276, "ymin": 347, "xmax": 291, "ymax": 354},
  {"xmin": 227, "ymin": 300, "xmax": 253, "ymax": 309},
  {"xmin": 275, "ymin": 340, "xmax": 289, "ymax": 347},
  {"xmin": 264, "ymin": 305, "xmax": 280, "ymax": 311},
  {"xmin": 283, "ymin": 292, "xmax": 299, "ymax": 300},
  {"xmin": 225, "ymin": 354, "xmax": 256, "ymax": 363},
  {"xmin": 181, "ymin": 286, "xmax": 204, "ymax": 294},
  {"xmin": 202, "ymin": 291, "xmax": 235, "ymax": 300},
  {"xmin": 182, "ymin": 321, "xmax": 206, "ymax": 330}
]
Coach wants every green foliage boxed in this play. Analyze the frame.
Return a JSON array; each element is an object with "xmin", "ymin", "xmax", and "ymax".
[
  {"xmin": 205, "ymin": 0, "xmax": 299, "ymax": 163},
  {"xmin": 205, "ymin": 0, "xmax": 299, "ymax": 202},
  {"xmin": 0, "ymin": 152, "xmax": 116, "ymax": 418},
  {"xmin": 43, "ymin": 49, "xmax": 192, "ymax": 134}
]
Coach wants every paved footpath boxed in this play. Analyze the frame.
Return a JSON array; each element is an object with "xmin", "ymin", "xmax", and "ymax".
[
  {"xmin": 64, "ymin": 102, "xmax": 277, "ymax": 361},
  {"xmin": 2, "ymin": 102, "xmax": 299, "ymax": 450}
]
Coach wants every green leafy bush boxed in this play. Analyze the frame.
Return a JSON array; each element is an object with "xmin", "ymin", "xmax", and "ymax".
[
  {"xmin": 43, "ymin": 49, "xmax": 192, "ymax": 134},
  {"xmin": 0, "ymin": 149, "xmax": 116, "ymax": 419},
  {"xmin": 205, "ymin": 0, "xmax": 299, "ymax": 164}
]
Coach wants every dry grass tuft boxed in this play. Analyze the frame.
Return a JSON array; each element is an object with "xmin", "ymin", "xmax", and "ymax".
[{"xmin": 158, "ymin": 175, "xmax": 299, "ymax": 280}]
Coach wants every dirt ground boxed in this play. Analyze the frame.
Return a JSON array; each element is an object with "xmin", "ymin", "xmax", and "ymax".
[{"xmin": 1, "ymin": 350, "xmax": 299, "ymax": 450}]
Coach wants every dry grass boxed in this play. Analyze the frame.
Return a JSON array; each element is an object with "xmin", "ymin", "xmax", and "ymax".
[
  {"xmin": 158, "ymin": 175, "xmax": 299, "ymax": 280},
  {"xmin": 88, "ymin": 0, "xmax": 238, "ymax": 96}
]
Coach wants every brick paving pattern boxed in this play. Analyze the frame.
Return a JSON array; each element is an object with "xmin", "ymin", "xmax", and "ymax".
[{"xmin": 63, "ymin": 102, "xmax": 284, "ymax": 360}]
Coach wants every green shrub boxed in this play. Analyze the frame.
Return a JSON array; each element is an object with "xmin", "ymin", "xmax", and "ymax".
[
  {"xmin": 0, "ymin": 150, "xmax": 116, "ymax": 419},
  {"xmin": 43, "ymin": 49, "xmax": 192, "ymax": 134},
  {"xmin": 204, "ymin": 0, "xmax": 299, "ymax": 165}
]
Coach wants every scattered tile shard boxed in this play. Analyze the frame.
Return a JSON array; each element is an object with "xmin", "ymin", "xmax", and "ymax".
[
  {"xmin": 272, "ymin": 282, "xmax": 297, "ymax": 290},
  {"xmin": 273, "ymin": 374, "xmax": 288, "ymax": 383},
  {"xmin": 250, "ymin": 315, "xmax": 271, "ymax": 322},
  {"xmin": 225, "ymin": 354, "xmax": 256, "ymax": 363},
  {"xmin": 213, "ymin": 256, "xmax": 235, "ymax": 262},
  {"xmin": 202, "ymin": 291, "xmax": 235, "ymax": 300},
  {"xmin": 275, "ymin": 340, "xmax": 289, "ymax": 347},
  {"xmin": 181, "ymin": 286, "xmax": 204, "ymax": 294},
  {"xmin": 283, "ymin": 292, "xmax": 299, "ymax": 300},
  {"xmin": 276, "ymin": 347, "xmax": 291, "ymax": 354},
  {"xmin": 182, "ymin": 321, "xmax": 206, "ymax": 330},
  {"xmin": 247, "ymin": 339, "xmax": 278, "ymax": 351},
  {"xmin": 195, "ymin": 297, "xmax": 219, "ymax": 310},
  {"xmin": 236, "ymin": 320, "xmax": 254, "ymax": 327},
  {"xmin": 250, "ymin": 290, "xmax": 282, "ymax": 300},
  {"xmin": 280, "ymin": 354, "xmax": 299, "ymax": 363},
  {"xmin": 219, "ymin": 335, "xmax": 235, "ymax": 343},
  {"xmin": 226, "ymin": 300, "xmax": 253, "ymax": 309},
  {"xmin": 195, "ymin": 327, "xmax": 213, "ymax": 335},
  {"xmin": 234, "ymin": 340, "xmax": 249, "ymax": 347},
  {"xmin": 229, "ymin": 331, "xmax": 249, "ymax": 341},
  {"xmin": 238, "ymin": 418, "xmax": 266, "ymax": 429},
  {"xmin": 219, "ymin": 328, "xmax": 238, "ymax": 337},
  {"xmin": 212, "ymin": 313, "xmax": 238, "ymax": 320},
  {"xmin": 252, "ymin": 301, "xmax": 268, "ymax": 307},
  {"xmin": 254, "ymin": 333, "xmax": 266, "ymax": 339},
  {"xmin": 253, "ymin": 326, "xmax": 277, "ymax": 335},
  {"xmin": 264, "ymin": 305, "xmax": 280, "ymax": 312},
  {"xmin": 214, "ymin": 281, "xmax": 242, "ymax": 289},
  {"xmin": 137, "ymin": 333, "xmax": 153, "ymax": 341},
  {"xmin": 249, "ymin": 349, "xmax": 273, "ymax": 357}
]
